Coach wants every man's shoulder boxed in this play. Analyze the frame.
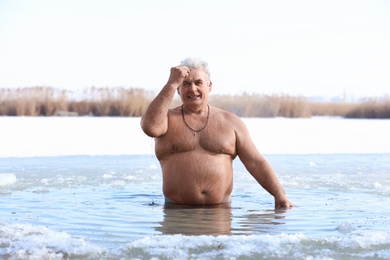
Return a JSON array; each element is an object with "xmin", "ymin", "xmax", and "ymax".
[
  {"xmin": 168, "ymin": 106, "xmax": 182, "ymax": 115},
  {"xmin": 212, "ymin": 106, "xmax": 240, "ymax": 120}
]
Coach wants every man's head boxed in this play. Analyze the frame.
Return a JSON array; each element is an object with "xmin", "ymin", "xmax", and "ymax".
[
  {"xmin": 177, "ymin": 57, "xmax": 212, "ymax": 107},
  {"xmin": 180, "ymin": 57, "xmax": 211, "ymax": 83}
]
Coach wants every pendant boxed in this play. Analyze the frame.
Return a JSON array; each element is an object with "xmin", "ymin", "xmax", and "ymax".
[{"xmin": 194, "ymin": 132, "xmax": 197, "ymax": 136}]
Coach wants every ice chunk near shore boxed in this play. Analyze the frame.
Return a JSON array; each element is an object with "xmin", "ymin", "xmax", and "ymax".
[
  {"xmin": 0, "ymin": 173, "xmax": 17, "ymax": 186},
  {"xmin": 0, "ymin": 222, "xmax": 103, "ymax": 259}
]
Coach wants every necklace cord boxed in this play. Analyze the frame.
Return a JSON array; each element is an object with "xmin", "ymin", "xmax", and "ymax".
[{"xmin": 181, "ymin": 104, "xmax": 210, "ymax": 134}]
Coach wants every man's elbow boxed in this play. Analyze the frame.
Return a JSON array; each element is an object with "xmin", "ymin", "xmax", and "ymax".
[
  {"xmin": 140, "ymin": 119, "xmax": 165, "ymax": 137},
  {"xmin": 140, "ymin": 120, "xmax": 155, "ymax": 137},
  {"xmin": 142, "ymin": 127, "xmax": 160, "ymax": 137}
]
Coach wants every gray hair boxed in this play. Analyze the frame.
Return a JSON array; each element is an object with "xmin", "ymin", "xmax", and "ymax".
[{"xmin": 180, "ymin": 57, "xmax": 211, "ymax": 82}]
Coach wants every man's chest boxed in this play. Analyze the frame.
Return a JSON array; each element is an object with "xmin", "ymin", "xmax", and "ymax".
[{"xmin": 157, "ymin": 124, "xmax": 237, "ymax": 156}]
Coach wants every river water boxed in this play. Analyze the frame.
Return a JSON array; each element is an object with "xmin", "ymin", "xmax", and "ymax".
[{"xmin": 1, "ymin": 117, "xmax": 390, "ymax": 259}]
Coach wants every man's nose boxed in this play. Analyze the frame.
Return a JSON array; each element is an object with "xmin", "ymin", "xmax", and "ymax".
[{"xmin": 189, "ymin": 83, "xmax": 197, "ymax": 91}]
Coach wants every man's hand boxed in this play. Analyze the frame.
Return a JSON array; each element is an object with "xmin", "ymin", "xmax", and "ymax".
[
  {"xmin": 275, "ymin": 196, "xmax": 293, "ymax": 209},
  {"xmin": 166, "ymin": 66, "xmax": 191, "ymax": 87}
]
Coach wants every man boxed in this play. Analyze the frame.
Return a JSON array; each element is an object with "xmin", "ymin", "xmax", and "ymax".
[{"xmin": 141, "ymin": 57, "xmax": 292, "ymax": 209}]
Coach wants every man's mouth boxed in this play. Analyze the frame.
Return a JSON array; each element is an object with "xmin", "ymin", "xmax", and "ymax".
[{"xmin": 188, "ymin": 95, "xmax": 200, "ymax": 100}]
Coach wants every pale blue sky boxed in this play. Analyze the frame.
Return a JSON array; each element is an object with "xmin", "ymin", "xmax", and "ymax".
[{"xmin": 0, "ymin": 0, "xmax": 389, "ymax": 98}]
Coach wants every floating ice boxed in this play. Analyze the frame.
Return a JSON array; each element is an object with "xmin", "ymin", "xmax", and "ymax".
[
  {"xmin": 336, "ymin": 222, "xmax": 356, "ymax": 233},
  {"xmin": 0, "ymin": 222, "xmax": 103, "ymax": 259},
  {"xmin": 309, "ymin": 161, "xmax": 317, "ymax": 167},
  {"xmin": 121, "ymin": 232, "xmax": 390, "ymax": 259},
  {"xmin": 110, "ymin": 180, "xmax": 127, "ymax": 187},
  {"xmin": 0, "ymin": 173, "xmax": 17, "ymax": 186},
  {"xmin": 41, "ymin": 178, "xmax": 50, "ymax": 185},
  {"xmin": 103, "ymin": 173, "xmax": 113, "ymax": 179},
  {"xmin": 149, "ymin": 164, "xmax": 158, "ymax": 169}
]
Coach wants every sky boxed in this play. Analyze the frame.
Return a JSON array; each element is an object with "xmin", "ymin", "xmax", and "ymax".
[{"xmin": 0, "ymin": 0, "xmax": 389, "ymax": 99}]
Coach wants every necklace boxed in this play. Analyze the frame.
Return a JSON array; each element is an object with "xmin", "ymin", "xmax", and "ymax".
[{"xmin": 181, "ymin": 104, "xmax": 210, "ymax": 136}]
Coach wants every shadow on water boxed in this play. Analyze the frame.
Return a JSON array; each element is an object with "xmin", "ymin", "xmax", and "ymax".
[
  {"xmin": 232, "ymin": 208, "xmax": 288, "ymax": 235},
  {"xmin": 155, "ymin": 203, "xmax": 287, "ymax": 236}
]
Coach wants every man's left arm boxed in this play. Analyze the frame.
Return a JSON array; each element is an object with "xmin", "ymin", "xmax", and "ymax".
[
  {"xmin": 234, "ymin": 117, "xmax": 292, "ymax": 209},
  {"xmin": 243, "ymin": 155, "xmax": 292, "ymax": 209}
]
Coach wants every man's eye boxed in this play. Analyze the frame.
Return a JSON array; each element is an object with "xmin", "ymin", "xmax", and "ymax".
[
  {"xmin": 183, "ymin": 82, "xmax": 190, "ymax": 86},
  {"xmin": 195, "ymin": 81, "xmax": 203, "ymax": 86}
]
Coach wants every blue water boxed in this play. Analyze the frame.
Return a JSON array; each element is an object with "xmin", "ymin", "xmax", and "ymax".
[{"xmin": 1, "ymin": 154, "xmax": 390, "ymax": 259}]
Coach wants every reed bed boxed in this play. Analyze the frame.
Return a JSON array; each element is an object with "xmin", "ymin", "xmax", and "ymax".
[
  {"xmin": 209, "ymin": 93, "xmax": 311, "ymax": 118},
  {"xmin": 1, "ymin": 87, "xmax": 389, "ymax": 118},
  {"xmin": 344, "ymin": 97, "xmax": 390, "ymax": 119},
  {"xmin": 0, "ymin": 87, "xmax": 152, "ymax": 117}
]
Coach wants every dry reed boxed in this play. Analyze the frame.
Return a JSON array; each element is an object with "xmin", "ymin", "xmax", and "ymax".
[
  {"xmin": 344, "ymin": 97, "xmax": 390, "ymax": 119},
  {"xmin": 209, "ymin": 93, "xmax": 311, "ymax": 118},
  {"xmin": 0, "ymin": 87, "xmax": 152, "ymax": 117},
  {"xmin": 1, "ymin": 87, "xmax": 389, "ymax": 118}
]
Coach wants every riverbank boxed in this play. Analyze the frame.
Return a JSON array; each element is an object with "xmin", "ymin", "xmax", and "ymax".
[{"xmin": 1, "ymin": 117, "xmax": 390, "ymax": 158}]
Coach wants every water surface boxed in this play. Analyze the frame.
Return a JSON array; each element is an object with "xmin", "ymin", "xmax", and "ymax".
[{"xmin": 1, "ymin": 154, "xmax": 390, "ymax": 259}]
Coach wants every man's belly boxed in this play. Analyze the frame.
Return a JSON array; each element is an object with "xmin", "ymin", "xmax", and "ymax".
[{"xmin": 160, "ymin": 152, "xmax": 233, "ymax": 205}]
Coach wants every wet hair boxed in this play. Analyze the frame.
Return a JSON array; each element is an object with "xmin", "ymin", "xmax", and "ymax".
[{"xmin": 180, "ymin": 57, "xmax": 211, "ymax": 82}]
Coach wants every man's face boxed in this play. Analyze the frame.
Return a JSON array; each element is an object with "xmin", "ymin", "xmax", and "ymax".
[{"xmin": 178, "ymin": 69, "xmax": 212, "ymax": 105}]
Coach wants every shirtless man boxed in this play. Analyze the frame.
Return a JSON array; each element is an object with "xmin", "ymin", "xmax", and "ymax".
[{"xmin": 141, "ymin": 57, "xmax": 292, "ymax": 209}]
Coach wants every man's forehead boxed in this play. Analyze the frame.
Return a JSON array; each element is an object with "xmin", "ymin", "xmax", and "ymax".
[{"xmin": 187, "ymin": 69, "xmax": 207, "ymax": 79}]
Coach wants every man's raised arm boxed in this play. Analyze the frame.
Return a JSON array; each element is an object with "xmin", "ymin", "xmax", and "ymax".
[{"xmin": 141, "ymin": 66, "xmax": 190, "ymax": 137}]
